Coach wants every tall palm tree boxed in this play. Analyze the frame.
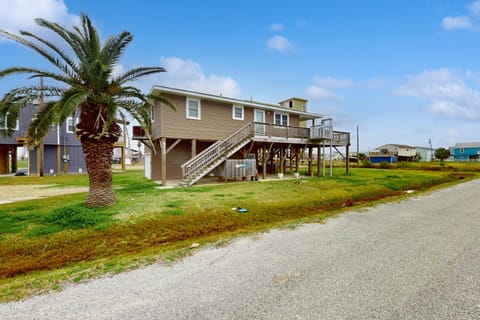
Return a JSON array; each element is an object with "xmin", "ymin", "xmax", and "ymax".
[{"xmin": 0, "ymin": 13, "xmax": 174, "ymax": 207}]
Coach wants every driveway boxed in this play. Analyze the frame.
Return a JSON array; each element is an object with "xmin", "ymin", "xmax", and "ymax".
[
  {"xmin": 0, "ymin": 185, "xmax": 89, "ymax": 204},
  {"xmin": 1, "ymin": 179, "xmax": 479, "ymax": 319}
]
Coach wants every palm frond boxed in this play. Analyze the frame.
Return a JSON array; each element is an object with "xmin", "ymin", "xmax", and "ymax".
[
  {"xmin": 0, "ymin": 29, "xmax": 73, "ymax": 79},
  {"xmin": 0, "ymin": 102, "xmax": 20, "ymax": 137},
  {"xmin": 19, "ymin": 30, "xmax": 80, "ymax": 76},
  {"xmin": 26, "ymin": 101, "xmax": 58, "ymax": 145},
  {"xmin": 113, "ymin": 67, "xmax": 166, "ymax": 85},
  {"xmin": 101, "ymin": 31, "xmax": 133, "ymax": 67}
]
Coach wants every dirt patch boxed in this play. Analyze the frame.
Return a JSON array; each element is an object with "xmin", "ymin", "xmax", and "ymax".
[
  {"xmin": 449, "ymin": 173, "xmax": 475, "ymax": 180},
  {"xmin": 0, "ymin": 185, "xmax": 89, "ymax": 204}
]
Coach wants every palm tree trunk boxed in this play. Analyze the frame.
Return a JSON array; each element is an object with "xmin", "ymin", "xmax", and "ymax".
[{"xmin": 82, "ymin": 138, "xmax": 116, "ymax": 207}]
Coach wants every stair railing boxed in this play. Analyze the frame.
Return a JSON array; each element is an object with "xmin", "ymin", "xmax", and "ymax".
[{"xmin": 181, "ymin": 122, "xmax": 254, "ymax": 183}]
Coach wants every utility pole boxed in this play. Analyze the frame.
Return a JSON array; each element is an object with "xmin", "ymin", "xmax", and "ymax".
[
  {"xmin": 38, "ymin": 77, "xmax": 45, "ymax": 177},
  {"xmin": 429, "ymin": 138, "xmax": 433, "ymax": 161},
  {"xmin": 356, "ymin": 125, "xmax": 359, "ymax": 166}
]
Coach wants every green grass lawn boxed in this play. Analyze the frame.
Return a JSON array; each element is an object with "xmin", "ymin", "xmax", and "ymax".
[{"xmin": 0, "ymin": 165, "xmax": 477, "ymax": 301}]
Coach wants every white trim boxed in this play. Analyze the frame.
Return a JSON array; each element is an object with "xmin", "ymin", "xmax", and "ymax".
[
  {"xmin": 232, "ymin": 105, "xmax": 244, "ymax": 120},
  {"xmin": 150, "ymin": 85, "xmax": 323, "ymax": 119},
  {"xmin": 274, "ymin": 112, "xmax": 289, "ymax": 126},
  {"xmin": 186, "ymin": 97, "xmax": 201, "ymax": 120},
  {"xmin": 66, "ymin": 117, "xmax": 75, "ymax": 133},
  {"xmin": 0, "ymin": 113, "xmax": 19, "ymax": 131},
  {"xmin": 254, "ymin": 109, "xmax": 266, "ymax": 135}
]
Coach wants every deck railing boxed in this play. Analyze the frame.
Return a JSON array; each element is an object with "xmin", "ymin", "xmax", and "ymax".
[
  {"xmin": 310, "ymin": 124, "xmax": 333, "ymax": 139},
  {"xmin": 181, "ymin": 121, "xmax": 349, "ymax": 184},
  {"xmin": 254, "ymin": 122, "xmax": 310, "ymax": 139}
]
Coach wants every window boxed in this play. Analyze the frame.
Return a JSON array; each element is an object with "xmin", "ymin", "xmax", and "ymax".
[
  {"xmin": 0, "ymin": 114, "xmax": 6, "ymax": 129},
  {"xmin": 186, "ymin": 97, "xmax": 201, "ymax": 120},
  {"xmin": 232, "ymin": 105, "xmax": 244, "ymax": 120},
  {"xmin": 0, "ymin": 113, "xmax": 19, "ymax": 130},
  {"xmin": 274, "ymin": 112, "xmax": 288, "ymax": 126},
  {"xmin": 460, "ymin": 148, "xmax": 464, "ymax": 153},
  {"xmin": 151, "ymin": 104, "xmax": 155, "ymax": 122},
  {"xmin": 66, "ymin": 117, "xmax": 75, "ymax": 133}
]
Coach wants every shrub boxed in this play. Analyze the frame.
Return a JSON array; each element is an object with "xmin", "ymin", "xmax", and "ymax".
[
  {"xmin": 361, "ymin": 160, "xmax": 372, "ymax": 168},
  {"xmin": 43, "ymin": 204, "xmax": 112, "ymax": 229},
  {"xmin": 379, "ymin": 161, "xmax": 390, "ymax": 169}
]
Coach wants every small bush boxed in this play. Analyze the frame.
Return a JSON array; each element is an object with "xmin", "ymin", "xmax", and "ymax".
[
  {"xmin": 43, "ymin": 204, "xmax": 112, "ymax": 229},
  {"xmin": 361, "ymin": 160, "xmax": 372, "ymax": 168},
  {"xmin": 379, "ymin": 161, "xmax": 390, "ymax": 169}
]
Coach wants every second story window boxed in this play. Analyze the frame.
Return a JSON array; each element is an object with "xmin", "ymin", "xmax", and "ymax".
[
  {"xmin": 186, "ymin": 97, "xmax": 201, "ymax": 120},
  {"xmin": 151, "ymin": 104, "xmax": 155, "ymax": 122},
  {"xmin": 66, "ymin": 117, "xmax": 75, "ymax": 133},
  {"xmin": 232, "ymin": 105, "xmax": 244, "ymax": 120},
  {"xmin": 0, "ymin": 113, "xmax": 19, "ymax": 130},
  {"xmin": 0, "ymin": 114, "xmax": 7, "ymax": 129},
  {"xmin": 274, "ymin": 112, "xmax": 288, "ymax": 126}
]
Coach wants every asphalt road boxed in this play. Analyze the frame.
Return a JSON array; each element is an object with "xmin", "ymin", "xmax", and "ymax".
[{"xmin": 1, "ymin": 179, "xmax": 480, "ymax": 319}]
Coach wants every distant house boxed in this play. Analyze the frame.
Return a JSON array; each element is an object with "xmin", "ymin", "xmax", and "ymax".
[
  {"xmin": 415, "ymin": 146, "xmax": 434, "ymax": 162},
  {"xmin": 368, "ymin": 152, "xmax": 397, "ymax": 164},
  {"xmin": 452, "ymin": 142, "xmax": 480, "ymax": 161},
  {"xmin": 112, "ymin": 146, "xmax": 139, "ymax": 165},
  {"xmin": 0, "ymin": 103, "xmax": 86, "ymax": 174},
  {"xmin": 133, "ymin": 86, "xmax": 351, "ymax": 186},
  {"xmin": 371, "ymin": 144, "xmax": 417, "ymax": 162}
]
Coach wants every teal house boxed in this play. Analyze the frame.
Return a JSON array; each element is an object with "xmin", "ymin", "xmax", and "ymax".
[{"xmin": 452, "ymin": 142, "xmax": 480, "ymax": 161}]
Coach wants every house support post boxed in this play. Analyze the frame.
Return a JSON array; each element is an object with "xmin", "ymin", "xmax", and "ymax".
[
  {"xmin": 308, "ymin": 146, "xmax": 313, "ymax": 176},
  {"xmin": 121, "ymin": 145, "xmax": 126, "ymax": 171},
  {"xmin": 317, "ymin": 144, "xmax": 322, "ymax": 177},
  {"xmin": 191, "ymin": 139, "xmax": 197, "ymax": 158},
  {"xmin": 57, "ymin": 145, "xmax": 61, "ymax": 175},
  {"xmin": 160, "ymin": 137, "xmax": 167, "ymax": 186},
  {"xmin": 280, "ymin": 145, "xmax": 284, "ymax": 174},
  {"xmin": 262, "ymin": 144, "xmax": 267, "ymax": 179},
  {"xmin": 37, "ymin": 142, "xmax": 44, "ymax": 177},
  {"xmin": 346, "ymin": 144, "xmax": 350, "ymax": 175},
  {"xmin": 11, "ymin": 147, "xmax": 17, "ymax": 173},
  {"xmin": 295, "ymin": 146, "xmax": 300, "ymax": 174}
]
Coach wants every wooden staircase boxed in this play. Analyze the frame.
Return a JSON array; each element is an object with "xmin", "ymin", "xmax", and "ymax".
[{"xmin": 180, "ymin": 123, "xmax": 254, "ymax": 186}]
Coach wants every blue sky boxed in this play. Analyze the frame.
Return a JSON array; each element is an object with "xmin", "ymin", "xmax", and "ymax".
[{"xmin": 1, "ymin": 0, "xmax": 480, "ymax": 151}]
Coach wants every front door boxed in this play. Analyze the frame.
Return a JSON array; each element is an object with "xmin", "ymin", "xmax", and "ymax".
[{"xmin": 254, "ymin": 109, "xmax": 265, "ymax": 135}]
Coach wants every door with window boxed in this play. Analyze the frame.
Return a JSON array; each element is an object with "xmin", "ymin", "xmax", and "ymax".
[{"xmin": 254, "ymin": 109, "xmax": 265, "ymax": 135}]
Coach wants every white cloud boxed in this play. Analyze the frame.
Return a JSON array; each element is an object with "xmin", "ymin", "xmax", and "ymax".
[
  {"xmin": 441, "ymin": 1, "xmax": 480, "ymax": 31},
  {"xmin": 312, "ymin": 76, "xmax": 353, "ymax": 89},
  {"xmin": 267, "ymin": 35, "xmax": 293, "ymax": 52},
  {"xmin": 306, "ymin": 76, "xmax": 353, "ymax": 100},
  {"xmin": 269, "ymin": 23, "xmax": 283, "ymax": 31},
  {"xmin": 395, "ymin": 68, "xmax": 480, "ymax": 120},
  {"xmin": 468, "ymin": 0, "xmax": 480, "ymax": 17},
  {"xmin": 156, "ymin": 56, "xmax": 241, "ymax": 98},
  {"xmin": 442, "ymin": 16, "xmax": 474, "ymax": 30},
  {"xmin": 362, "ymin": 77, "xmax": 393, "ymax": 90},
  {"xmin": 306, "ymin": 86, "xmax": 334, "ymax": 99},
  {"xmin": 0, "ymin": 0, "xmax": 78, "ymax": 35}
]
